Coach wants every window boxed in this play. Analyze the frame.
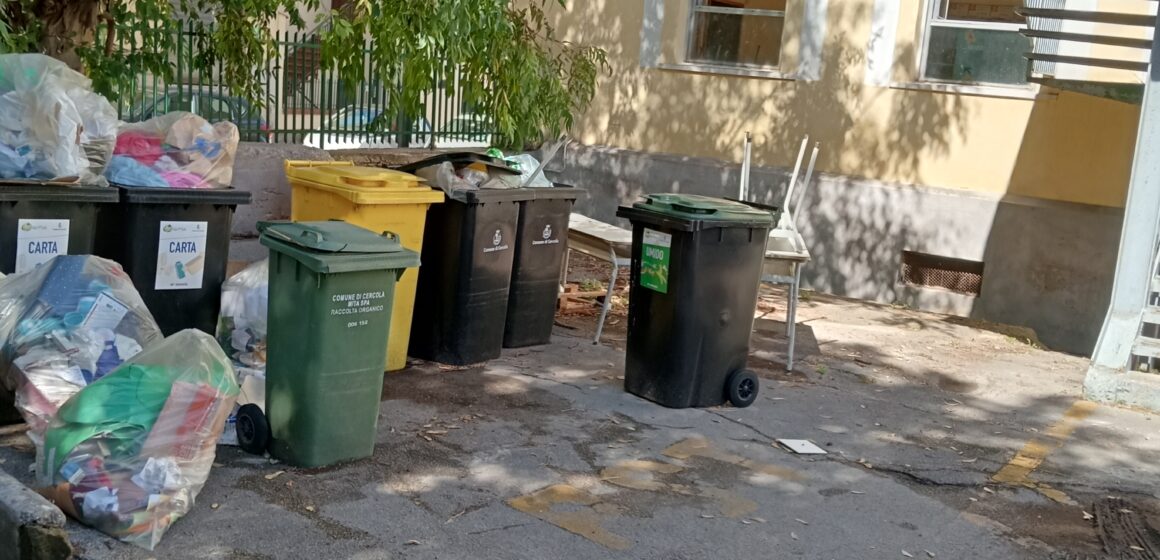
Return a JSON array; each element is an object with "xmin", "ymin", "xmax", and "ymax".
[
  {"xmin": 687, "ymin": 0, "xmax": 786, "ymax": 68},
  {"xmin": 922, "ymin": 0, "xmax": 1032, "ymax": 85}
]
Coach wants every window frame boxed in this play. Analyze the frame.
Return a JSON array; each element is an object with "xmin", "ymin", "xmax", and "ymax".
[
  {"xmin": 918, "ymin": 0, "xmax": 1032, "ymax": 87},
  {"xmin": 685, "ymin": 1, "xmax": 788, "ymax": 71}
]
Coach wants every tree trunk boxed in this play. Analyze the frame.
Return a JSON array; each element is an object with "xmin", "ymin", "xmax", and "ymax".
[{"xmin": 34, "ymin": 0, "xmax": 103, "ymax": 70}]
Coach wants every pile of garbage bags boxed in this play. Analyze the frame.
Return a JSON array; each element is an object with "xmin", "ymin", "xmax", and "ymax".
[
  {"xmin": 414, "ymin": 152, "xmax": 553, "ymax": 194},
  {"xmin": 0, "ymin": 54, "xmax": 118, "ymax": 184},
  {"xmin": 107, "ymin": 112, "xmax": 239, "ymax": 189},
  {"xmin": 0, "ymin": 256, "xmax": 238, "ymax": 550}
]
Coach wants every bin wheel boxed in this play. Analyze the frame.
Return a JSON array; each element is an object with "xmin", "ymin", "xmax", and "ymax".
[
  {"xmin": 727, "ymin": 370, "xmax": 759, "ymax": 408},
  {"xmin": 236, "ymin": 404, "xmax": 270, "ymax": 455}
]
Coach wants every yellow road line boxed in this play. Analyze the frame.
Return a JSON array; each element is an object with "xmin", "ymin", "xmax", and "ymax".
[{"xmin": 991, "ymin": 400, "xmax": 1098, "ymax": 503}]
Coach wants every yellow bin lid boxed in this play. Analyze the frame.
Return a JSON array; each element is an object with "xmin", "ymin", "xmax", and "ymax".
[{"xmin": 285, "ymin": 160, "xmax": 445, "ymax": 205}]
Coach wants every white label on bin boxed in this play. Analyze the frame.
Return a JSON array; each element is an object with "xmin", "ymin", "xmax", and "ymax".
[
  {"xmin": 331, "ymin": 291, "xmax": 388, "ymax": 329},
  {"xmin": 531, "ymin": 223, "xmax": 561, "ymax": 246},
  {"xmin": 155, "ymin": 221, "xmax": 209, "ymax": 291},
  {"xmin": 482, "ymin": 229, "xmax": 509, "ymax": 254},
  {"xmin": 15, "ymin": 219, "xmax": 69, "ymax": 274}
]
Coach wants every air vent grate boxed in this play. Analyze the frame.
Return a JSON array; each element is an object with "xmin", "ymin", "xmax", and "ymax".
[{"xmin": 900, "ymin": 251, "xmax": 984, "ymax": 296}]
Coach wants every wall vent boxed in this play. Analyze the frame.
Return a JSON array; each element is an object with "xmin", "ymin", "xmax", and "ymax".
[{"xmin": 900, "ymin": 251, "xmax": 984, "ymax": 296}]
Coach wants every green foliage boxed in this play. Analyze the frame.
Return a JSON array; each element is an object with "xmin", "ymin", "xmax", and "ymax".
[
  {"xmin": 0, "ymin": 1, "xmax": 40, "ymax": 55},
  {"xmin": 0, "ymin": 0, "xmax": 605, "ymax": 149},
  {"xmin": 319, "ymin": 0, "xmax": 606, "ymax": 148}
]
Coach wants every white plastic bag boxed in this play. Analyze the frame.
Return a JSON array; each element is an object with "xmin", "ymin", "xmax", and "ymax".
[
  {"xmin": 0, "ymin": 54, "xmax": 117, "ymax": 183},
  {"xmin": 109, "ymin": 112, "xmax": 239, "ymax": 189},
  {"xmin": 0, "ymin": 256, "xmax": 163, "ymax": 447},
  {"xmin": 38, "ymin": 329, "xmax": 238, "ymax": 550},
  {"xmin": 506, "ymin": 153, "xmax": 552, "ymax": 188},
  {"xmin": 215, "ymin": 260, "xmax": 268, "ymax": 446},
  {"xmin": 216, "ymin": 259, "xmax": 268, "ymax": 370}
]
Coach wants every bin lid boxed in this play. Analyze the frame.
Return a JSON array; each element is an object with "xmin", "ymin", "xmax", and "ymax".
[
  {"xmin": 617, "ymin": 194, "xmax": 774, "ymax": 231},
  {"xmin": 531, "ymin": 184, "xmax": 586, "ymax": 201},
  {"xmin": 258, "ymin": 220, "xmax": 420, "ymax": 274},
  {"xmin": 444, "ymin": 187, "xmax": 537, "ymax": 204},
  {"xmin": 0, "ymin": 183, "xmax": 119, "ymax": 203},
  {"xmin": 113, "ymin": 185, "xmax": 252, "ymax": 205},
  {"xmin": 285, "ymin": 162, "xmax": 444, "ymax": 205}
]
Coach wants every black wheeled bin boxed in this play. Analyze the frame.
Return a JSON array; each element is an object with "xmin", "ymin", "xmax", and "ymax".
[
  {"xmin": 0, "ymin": 184, "xmax": 118, "ymax": 274},
  {"xmin": 616, "ymin": 194, "xmax": 773, "ymax": 409},
  {"xmin": 97, "ymin": 186, "xmax": 251, "ymax": 335},
  {"xmin": 503, "ymin": 184, "xmax": 585, "ymax": 348},
  {"xmin": 410, "ymin": 188, "xmax": 532, "ymax": 365}
]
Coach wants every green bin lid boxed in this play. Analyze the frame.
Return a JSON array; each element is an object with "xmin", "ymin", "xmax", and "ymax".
[
  {"xmin": 258, "ymin": 220, "xmax": 420, "ymax": 274},
  {"xmin": 617, "ymin": 194, "xmax": 774, "ymax": 231}
]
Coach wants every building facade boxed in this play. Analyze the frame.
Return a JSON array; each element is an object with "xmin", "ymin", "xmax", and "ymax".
[{"xmin": 543, "ymin": 0, "xmax": 1155, "ymax": 355}]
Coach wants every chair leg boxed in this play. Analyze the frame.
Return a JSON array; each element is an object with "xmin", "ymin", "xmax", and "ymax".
[
  {"xmin": 595, "ymin": 258, "xmax": 618, "ymax": 345},
  {"xmin": 561, "ymin": 248, "xmax": 572, "ymax": 288},
  {"xmin": 786, "ymin": 265, "xmax": 802, "ymax": 371}
]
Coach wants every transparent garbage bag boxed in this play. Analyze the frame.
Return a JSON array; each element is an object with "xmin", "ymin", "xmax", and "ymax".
[
  {"xmin": 109, "ymin": 112, "xmax": 239, "ymax": 189},
  {"xmin": 38, "ymin": 329, "xmax": 238, "ymax": 550},
  {"xmin": 504, "ymin": 153, "xmax": 552, "ymax": 188},
  {"xmin": 215, "ymin": 260, "xmax": 268, "ymax": 445},
  {"xmin": 216, "ymin": 259, "xmax": 268, "ymax": 371},
  {"xmin": 0, "ymin": 256, "xmax": 163, "ymax": 449},
  {"xmin": 0, "ymin": 54, "xmax": 117, "ymax": 184}
]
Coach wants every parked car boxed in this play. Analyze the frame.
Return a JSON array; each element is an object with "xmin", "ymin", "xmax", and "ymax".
[
  {"xmin": 303, "ymin": 107, "xmax": 433, "ymax": 150},
  {"xmin": 126, "ymin": 87, "xmax": 272, "ymax": 142},
  {"xmin": 434, "ymin": 114, "xmax": 495, "ymax": 149}
]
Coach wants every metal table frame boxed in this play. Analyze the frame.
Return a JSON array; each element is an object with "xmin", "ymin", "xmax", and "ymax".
[{"xmin": 564, "ymin": 214, "xmax": 633, "ymax": 344}]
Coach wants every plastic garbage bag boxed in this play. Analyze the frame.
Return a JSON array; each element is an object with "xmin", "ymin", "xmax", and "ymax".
[
  {"xmin": 0, "ymin": 256, "xmax": 163, "ymax": 450},
  {"xmin": 414, "ymin": 162, "xmax": 477, "ymax": 193},
  {"xmin": 215, "ymin": 260, "xmax": 268, "ymax": 446},
  {"xmin": 504, "ymin": 153, "xmax": 552, "ymax": 188},
  {"xmin": 216, "ymin": 259, "xmax": 268, "ymax": 371},
  {"xmin": 110, "ymin": 112, "xmax": 239, "ymax": 188},
  {"xmin": 38, "ymin": 329, "xmax": 238, "ymax": 550},
  {"xmin": 0, "ymin": 54, "xmax": 117, "ymax": 184}
]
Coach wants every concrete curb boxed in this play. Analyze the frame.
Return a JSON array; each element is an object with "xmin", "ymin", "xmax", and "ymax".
[
  {"xmin": 0, "ymin": 468, "xmax": 71, "ymax": 560},
  {"xmin": 1085, "ymin": 366, "xmax": 1160, "ymax": 412}
]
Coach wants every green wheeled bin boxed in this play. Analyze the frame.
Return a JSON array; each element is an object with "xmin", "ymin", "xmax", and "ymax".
[
  {"xmin": 616, "ymin": 194, "xmax": 773, "ymax": 409},
  {"xmin": 258, "ymin": 220, "xmax": 419, "ymax": 468}
]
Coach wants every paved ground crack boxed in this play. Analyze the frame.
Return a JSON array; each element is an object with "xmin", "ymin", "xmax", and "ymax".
[
  {"xmin": 467, "ymin": 523, "xmax": 532, "ymax": 535},
  {"xmin": 707, "ymin": 410, "xmax": 779, "ymax": 441}
]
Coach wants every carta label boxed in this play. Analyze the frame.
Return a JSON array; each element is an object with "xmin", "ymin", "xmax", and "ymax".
[
  {"xmin": 640, "ymin": 228, "xmax": 672, "ymax": 294},
  {"xmin": 482, "ymin": 228, "xmax": 509, "ymax": 254},
  {"xmin": 331, "ymin": 291, "xmax": 388, "ymax": 329},
  {"xmin": 155, "ymin": 221, "xmax": 209, "ymax": 290},
  {"xmin": 16, "ymin": 219, "xmax": 69, "ymax": 274},
  {"xmin": 531, "ymin": 223, "xmax": 561, "ymax": 247}
]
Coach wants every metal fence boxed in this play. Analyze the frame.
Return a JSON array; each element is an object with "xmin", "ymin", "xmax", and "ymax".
[{"xmin": 112, "ymin": 22, "xmax": 495, "ymax": 150}]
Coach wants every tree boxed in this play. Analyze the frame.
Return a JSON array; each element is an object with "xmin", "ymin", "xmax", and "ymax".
[{"xmin": 0, "ymin": 0, "xmax": 606, "ymax": 148}]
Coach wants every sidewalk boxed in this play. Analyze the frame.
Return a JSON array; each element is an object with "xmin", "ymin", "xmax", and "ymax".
[{"xmin": 2, "ymin": 290, "xmax": 1158, "ymax": 559}]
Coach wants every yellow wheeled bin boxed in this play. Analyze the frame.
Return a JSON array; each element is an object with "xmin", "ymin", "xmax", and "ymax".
[{"xmin": 285, "ymin": 161, "xmax": 444, "ymax": 371}]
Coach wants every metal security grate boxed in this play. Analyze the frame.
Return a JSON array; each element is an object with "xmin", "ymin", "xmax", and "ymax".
[{"xmin": 900, "ymin": 251, "xmax": 984, "ymax": 296}]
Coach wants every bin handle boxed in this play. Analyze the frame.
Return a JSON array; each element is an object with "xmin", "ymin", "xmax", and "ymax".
[
  {"xmin": 263, "ymin": 227, "xmax": 325, "ymax": 246},
  {"xmin": 380, "ymin": 230, "xmax": 400, "ymax": 242},
  {"xmin": 670, "ymin": 202, "xmax": 718, "ymax": 215}
]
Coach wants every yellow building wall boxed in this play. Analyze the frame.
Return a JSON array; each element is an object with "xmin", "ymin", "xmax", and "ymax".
[{"xmin": 544, "ymin": 0, "xmax": 1142, "ymax": 209}]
